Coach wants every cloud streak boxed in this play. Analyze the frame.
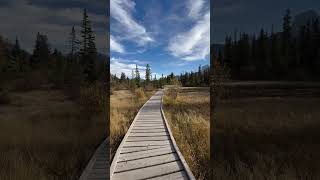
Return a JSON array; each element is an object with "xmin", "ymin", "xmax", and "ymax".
[
  {"xmin": 187, "ymin": 0, "xmax": 205, "ymax": 19},
  {"xmin": 168, "ymin": 11, "xmax": 210, "ymax": 61},
  {"xmin": 110, "ymin": 35, "xmax": 125, "ymax": 53},
  {"xmin": 111, "ymin": 57, "xmax": 147, "ymax": 78},
  {"xmin": 110, "ymin": 0, "xmax": 153, "ymax": 46}
]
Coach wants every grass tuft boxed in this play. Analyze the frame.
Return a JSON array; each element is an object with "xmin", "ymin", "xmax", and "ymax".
[{"xmin": 164, "ymin": 87, "xmax": 210, "ymax": 180}]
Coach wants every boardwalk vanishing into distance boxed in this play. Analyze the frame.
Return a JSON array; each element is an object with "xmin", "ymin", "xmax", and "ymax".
[{"xmin": 110, "ymin": 90, "xmax": 195, "ymax": 180}]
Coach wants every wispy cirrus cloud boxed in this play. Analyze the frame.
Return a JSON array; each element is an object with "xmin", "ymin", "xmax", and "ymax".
[
  {"xmin": 110, "ymin": 0, "xmax": 153, "ymax": 46},
  {"xmin": 111, "ymin": 57, "xmax": 146, "ymax": 78},
  {"xmin": 110, "ymin": 35, "xmax": 125, "ymax": 53},
  {"xmin": 187, "ymin": 0, "xmax": 205, "ymax": 19},
  {"xmin": 168, "ymin": 11, "xmax": 210, "ymax": 61}
]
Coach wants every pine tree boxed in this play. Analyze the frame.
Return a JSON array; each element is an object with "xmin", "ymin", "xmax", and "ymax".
[
  {"xmin": 135, "ymin": 64, "xmax": 140, "ymax": 87},
  {"xmin": 30, "ymin": 32, "xmax": 50, "ymax": 69},
  {"xmin": 80, "ymin": 9, "xmax": 90, "ymax": 59},
  {"xmin": 69, "ymin": 26, "xmax": 79, "ymax": 56},
  {"xmin": 145, "ymin": 64, "xmax": 151, "ymax": 84},
  {"xmin": 80, "ymin": 8, "xmax": 97, "ymax": 82},
  {"xmin": 120, "ymin": 72, "xmax": 126, "ymax": 83},
  {"xmin": 281, "ymin": 8, "xmax": 292, "ymax": 73},
  {"xmin": 283, "ymin": 9, "xmax": 292, "ymax": 43},
  {"xmin": 8, "ymin": 37, "xmax": 21, "ymax": 72}
]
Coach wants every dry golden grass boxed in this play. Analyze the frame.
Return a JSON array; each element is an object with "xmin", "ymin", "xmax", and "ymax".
[
  {"xmin": 163, "ymin": 87, "xmax": 210, "ymax": 180},
  {"xmin": 213, "ymin": 87, "xmax": 320, "ymax": 180},
  {"xmin": 0, "ymin": 89, "xmax": 106, "ymax": 180},
  {"xmin": 110, "ymin": 88, "xmax": 154, "ymax": 159}
]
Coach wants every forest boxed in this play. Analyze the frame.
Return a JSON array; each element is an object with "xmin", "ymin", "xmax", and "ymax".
[
  {"xmin": 216, "ymin": 9, "xmax": 320, "ymax": 80},
  {"xmin": 0, "ymin": 9, "xmax": 108, "ymax": 95},
  {"xmin": 0, "ymin": 9, "xmax": 108, "ymax": 179},
  {"xmin": 110, "ymin": 63, "xmax": 210, "ymax": 90}
]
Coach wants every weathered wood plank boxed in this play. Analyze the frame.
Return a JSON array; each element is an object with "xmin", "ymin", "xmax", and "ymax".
[
  {"xmin": 122, "ymin": 140, "xmax": 171, "ymax": 147},
  {"xmin": 133, "ymin": 124, "xmax": 165, "ymax": 128},
  {"xmin": 126, "ymin": 136, "xmax": 170, "ymax": 141},
  {"xmin": 120, "ymin": 146, "xmax": 170, "ymax": 154},
  {"xmin": 130, "ymin": 129, "xmax": 168, "ymax": 133},
  {"xmin": 129, "ymin": 132, "xmax": 169, "ymax": 136},
  {"xmin": 112, "ymin": 161, "xmax": 184, "ymax": 180},
  {"xmin": 148, "ymin": 171, "xmax": 188, "ymax": 180},
  {"xmin": 118, "ymin": 146, "xmax": 175, "ymax": 162},
  {"xmin": 79, "ymin": 138, "xmax": 109, "ymax": 180},
  {"xmin": 115, "ymin": 153, "xmax": 179, "ymax": 173}
]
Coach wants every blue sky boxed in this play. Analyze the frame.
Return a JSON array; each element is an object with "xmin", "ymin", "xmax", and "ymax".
[{"xmin": 110, "ymin": 0, "xmax": 210, "ymax": 79}]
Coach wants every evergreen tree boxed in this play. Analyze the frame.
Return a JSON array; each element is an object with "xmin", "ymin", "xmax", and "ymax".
[
  {"xmin": 120, "ymin": 72, "xmax": 126, "ymax": 83},
  {"xmin": 30, "ymin": 32, "xmax": 50, "ymax": 69},
  {"xmin": 80, "ymin": 8, "xmax": 97, "ymax": 82},
  {"xmin": 69, "ymin": 26, "xmax": 79, "ymax": 56},
  {"xmin": 281, "ymin": 8, "xmax": 292, "ymax": 72},
  {"xmin": 135, "ymin": 64, "xmax": 140, "ymax": 87},
  {"xmin": 145, "ymin": 64, "xmax": 151, "ymax": 84},
  {"xmin": 80, "ymin": 9, "xmax": 90, "ymax": 59},
  {"xmin": 8, "ymin": 37, "xmax": 22, "ymax": 72}
]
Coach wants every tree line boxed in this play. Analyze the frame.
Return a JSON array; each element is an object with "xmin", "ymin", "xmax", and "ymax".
[
  {"xmin": 111, "ymin": 63, "xmax": 210, "ymax": 90},
  {"xmin": 217, "ymin": 9, "xmax": 320, "ymax": 80},
  {"xmin": 0, "ymin": 9, "xmax": 107, "ymax": 95}
]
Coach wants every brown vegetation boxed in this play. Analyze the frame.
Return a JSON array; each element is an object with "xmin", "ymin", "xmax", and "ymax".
[
  {"xmin": 0, "ymin": 86, "xmax": 107, "ymax": 180},
  {"xmin": 163, "ymin": 87, "xmax": 210, "ymax": 180},
  {"xmin": 110, "ymin": 89, "xmax": 154, "ymax": 159},
  {"xmin": 212, "ymin": 85, "xmax": 320, "ymax": 180}
]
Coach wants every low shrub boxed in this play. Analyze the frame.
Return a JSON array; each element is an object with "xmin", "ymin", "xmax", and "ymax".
[
  {"xmin": 79, "ymin": 82, "xmax": 107, "ymax": 120},
  {"xmin": 167, "ymin": 87, "xmax": 179, "ymax": 100},
  {"xmin": 135, "ymin": 88, "xmax": 146, "ymax": 100}
]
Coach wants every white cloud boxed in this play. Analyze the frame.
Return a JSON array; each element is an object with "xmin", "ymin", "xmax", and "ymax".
[
  {"xmin": 151, "ymin": 72, "xmax": 162, "ymax": 80},
  {"xmin": 111, "ymin": 57, "xmax": 146, "ymax": 78},
  {"xmin": 110, "ymin": 0, "xmax": 153, "ymax": 46},
  {"xmin": 168, "ymin": 12, "xmax": 210, "ymax": 61},
  {"xmin": 110, "ymin": 35, "xmax": 125, "ymax": 53},
  {"xmin": 187, "ymin": 0, "xmax": 205, "ymax": 19}
]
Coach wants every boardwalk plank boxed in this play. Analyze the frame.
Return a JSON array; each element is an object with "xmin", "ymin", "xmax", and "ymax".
[
  {"xmin": 148, "ymin": 171, "xmax": 188, "ymax": 180},
  {"xmin": 130, "ymin": 132, "xmax": 169, "ymax": 136},
  {"xmin": 112, "ymin": 161, "xmax": 184, "ymax": 180},
  {"xmin": 127, "ymin": 136, "xmax": 170, "ymax": 141},
  {"xmin": 111, "ymin": 90, "xmax": 195, "ymax": 180},
  {"xmin": 129, "ymin": 129, "xmax": 168, "ymax": 134},
  {"xmin": 115, "ymin": 153, "xmax": 179, "ymax": 172},
  {"xmin": 118, "ymin": 146, "xmax": 175, "ymax": 162},
  {"xmin": 122, "ymin": 140, "xmax": 171, "ymax": 147},
  {"xmin": 120, "ymin": 146, "xmax": 170, "ymax": 154}
]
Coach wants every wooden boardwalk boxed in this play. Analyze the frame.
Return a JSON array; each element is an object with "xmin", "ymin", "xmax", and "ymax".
[
  {"xmin": 110, "ymin": 90, "xmax": 195, "ymax": 180},
  {"xmin": 79, "ymin": 138, "xmax": 109, "ymax": 180}
]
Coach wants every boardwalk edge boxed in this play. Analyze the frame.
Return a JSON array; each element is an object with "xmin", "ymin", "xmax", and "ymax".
[{"xmin": 160, "ymin": 90, "xmax": 196, "ymax": 180}]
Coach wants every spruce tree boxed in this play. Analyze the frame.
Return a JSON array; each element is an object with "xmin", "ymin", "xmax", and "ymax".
[
  {"xmin": 135, "ymin": 64, "xmax": 140, "ymax": 87},
  {"xmin": 31, "ymin": 32, "xmax": 50, "ymax": 69},
  {"xmin": 145, "ymin": 64, "xmax": 151, "ymax": 84},
  {"xmin": 120, "ymin": 72, "xmax": 126, "ymax": 83},
  {"xmin": 8, "ymin": 37, "xmax": 21, "ymax": 72},
  {"xmin": 80, "ymin": 8, "xmax": 97, "ymax": 82},
  {"xmin": 69, "ymin": 26, "xmax": 79, "ymax": 56}
]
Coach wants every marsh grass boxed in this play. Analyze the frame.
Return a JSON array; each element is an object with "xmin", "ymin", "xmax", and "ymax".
[
  {"xmin": 110, "ymin": 89, "xmax": 154, "ymax": 159},
  {"xmin": 163, "ymin": 87, "xmax": 210, "ymax": 180},
  {"xmin": 0, "ymin": 87, "xmax": 106, "ymax": 180},
  {"xmin": 213, "ymin": 86, "xmax": 320, "ymax": 180}
]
